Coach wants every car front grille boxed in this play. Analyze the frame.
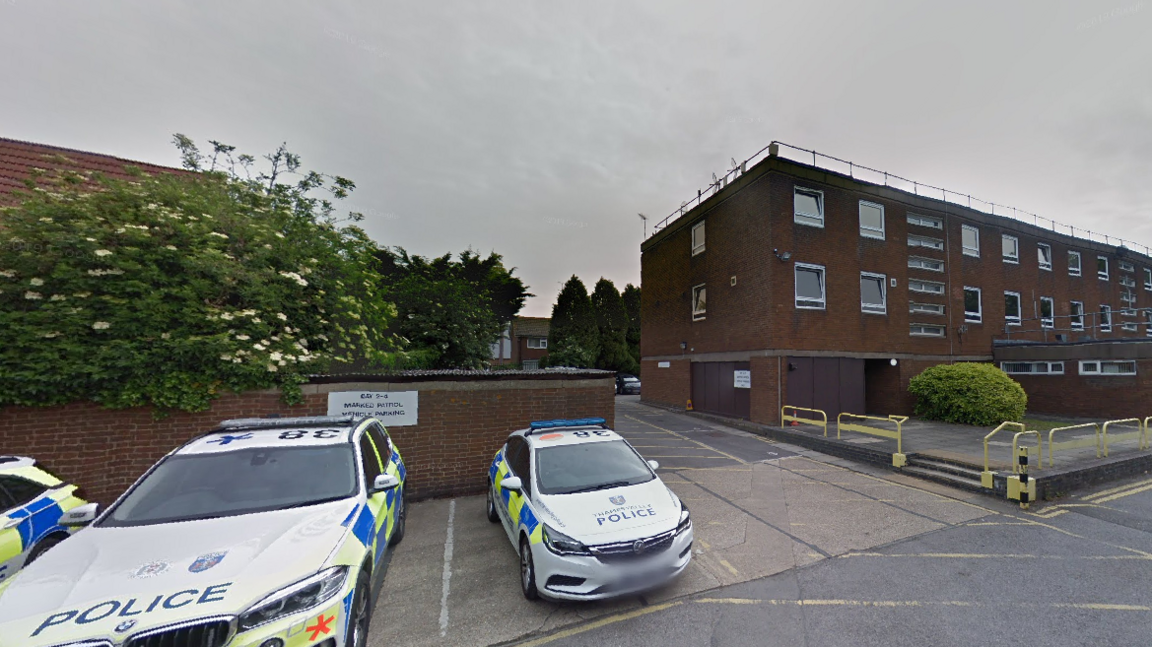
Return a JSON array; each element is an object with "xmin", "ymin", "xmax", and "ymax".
[
  {"xmin": 124, "ymin": 619, "xmax": 232, "ymax": 647},
  {"xmin": 588, "ymin": 528, "xmax": 677, "ymax": 564}
]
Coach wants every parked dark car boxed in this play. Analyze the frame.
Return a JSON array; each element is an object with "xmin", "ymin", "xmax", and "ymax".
[{"xmin": 616, "ymin": 374, "xmax": 641, "ymax": 395}]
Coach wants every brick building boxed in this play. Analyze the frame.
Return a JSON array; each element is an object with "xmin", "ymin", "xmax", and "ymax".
[
  {"xmin": 491, "ymin": 316, "xmax": 551, "ymax": 368},
  {"xmin": 640, "ymin": 144, "xmax": 1152, "ymax": 423},
  {"xmin": 0, "ymin": 137, "xmax": 185, "ymax": 202}
]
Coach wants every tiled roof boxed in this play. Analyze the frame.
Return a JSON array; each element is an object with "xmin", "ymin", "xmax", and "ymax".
[
  {"xmin": 0, "ymin": 137, "xmax": 186, "ymax": 202},
  {"xmin": 513, "ymin": 316, "xmax": 550, "ymax": 338}
]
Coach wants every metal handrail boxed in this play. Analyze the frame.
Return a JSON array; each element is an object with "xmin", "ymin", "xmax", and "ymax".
[
  {"xmin": 1047, "ymin": 423, "xmax": 1101, "ymax": 467},
  {"xmin": 1012, "ymin": 430, "xmax": 1043, "ymax": 474},
  {"xmin": 781, "ymin": 405, "xmax": 828, "ymax": 437},
  {"xmin": 984, "ymin": 421, "xmax": 1026, "ymax": 474},
  {"xmin": 836, "ymin": 413, "xmax": 907, "ymax": 455},
  {"xmin": 1101, "ymin": 418, "xmax": 1146, "ymax": 457},
  {"xmin": 649, "ymin": 141, "xmax": 1152, "ymax": 260}
]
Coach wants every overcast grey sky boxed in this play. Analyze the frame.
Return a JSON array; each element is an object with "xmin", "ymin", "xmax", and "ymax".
[{"xmin": 2, "ymin": 1, "xmax": 1149, "ymax": 316}]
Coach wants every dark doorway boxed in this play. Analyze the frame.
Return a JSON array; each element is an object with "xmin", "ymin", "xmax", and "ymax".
[
  {"xmin": 785, "ymin": 357, "xmax": 864, "ymax": 421},
  {"xmin": 690, "ymin": 361, "xmax": 751, "ymax": 419}
]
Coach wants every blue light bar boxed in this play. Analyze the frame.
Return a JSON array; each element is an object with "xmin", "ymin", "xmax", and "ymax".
[{"xmin": 528, "ymin": 417, "xmax": 607, "ymax": 431}]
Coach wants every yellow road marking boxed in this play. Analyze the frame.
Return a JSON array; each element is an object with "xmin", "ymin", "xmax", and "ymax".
[
  {"xmin": 1095, "ymin": 482, "xmax": 1152, "ymax": 503},
  {"xmin": 699, "ymin": 540, "xmax": 711, "ymax": 550},
  {"xmin": 1082, "ymin": 478, "xmax": 1152, "ymax": 501},
  {"xmin": 623, "ymin": 414, "xmax": 748, "ymax": 464},
  {"xmin": 840, "ymin": 552, "xmax": 1151, "ymax": 561},
  {"xmin": 513, "ymin": 601, "xmax": 682, "ymax": 647},
  {"xmin": 718, "ymin": 559, "xmax": 740, "ymax": 575}
]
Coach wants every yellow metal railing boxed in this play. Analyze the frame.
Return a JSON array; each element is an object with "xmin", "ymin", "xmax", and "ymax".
[
  {"xmin": 781, "ymin": 406, "xmax": 828, "ymax": 436},
  {"xmin": 1047, "ymin": 423, "xmax": 1101, "ymax": 467},
  {"xmin": 1011, "ymin": 430, "xmax": 1042, "ymax": 474},
  {"xmin": 1101, "ymin": 418, "xmax": 1147, "ymax": 457},
  {"xmin": 836, "ymin": 413, "xmax": 909, "ymax": 467},
  {"xmin": 983, "ymin": 422, "xmax": 1026, "ymax": 475}
]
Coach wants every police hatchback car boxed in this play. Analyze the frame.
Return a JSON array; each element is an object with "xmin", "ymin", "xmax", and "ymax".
[
  {"xmin": 0, "ymin": 415, "xmax": 406, "ymax": 647},
  {"xmin": 487, "ymin": 418, "xmax": 693, "ymax": 601},
  {"xmin": 0, "ymin": 456, "xmax": 89, "ymax": 584}
]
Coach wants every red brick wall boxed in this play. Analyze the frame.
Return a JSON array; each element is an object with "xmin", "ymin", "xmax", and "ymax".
[
  {"xmin": 0, "ymin": 377, "xmax": 614, "ymax": 506},
  {"xmin": 1012, "ymin": 361, "xmax": 1152, "ymax": 419},
  {"xmin": 749, "ymin": 356, "xmax": 783, "ymax": 425},
  {"xmin": 639, "ymin": 358, "xmax": 690, "ymax": 410}
]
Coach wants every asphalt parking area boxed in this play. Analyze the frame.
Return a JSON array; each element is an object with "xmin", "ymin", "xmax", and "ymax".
[{"xmin": 370, "ymin": 398, "xmax": 1009, "ymax": 647}]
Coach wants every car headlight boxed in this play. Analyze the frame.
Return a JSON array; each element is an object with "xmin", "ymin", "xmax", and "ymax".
[
  {"xmin": 542, "ymin": 524, "xmax": 591, "ymax": 556},
  {"xmin": 676, "ymin": 502, "xmax": 691, "ymax": 535},
  {"xmin": 238, "ymin": 566, "xmax": 349, "ymax": 632}
]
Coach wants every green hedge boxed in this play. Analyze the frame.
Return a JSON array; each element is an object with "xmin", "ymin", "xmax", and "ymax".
[{"xmin": 908, "ymin": 363, "xmax": 1027, "ymax": 426}]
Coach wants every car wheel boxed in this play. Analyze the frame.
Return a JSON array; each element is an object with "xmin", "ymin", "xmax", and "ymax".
[
  {"xmin": 26, "ymin": 534, "xmax": 66, "ymax": 565},
  {"xmin": 389, "ymin": 493, "xmax": 406, "ymax": 546},
  {"xmin": 486, "ymin": 484, "xmax": 501, "ymax": 523},
  {"xmin": 520, "ymin": 536, "xmax": 539, "ymax": 600},
  {"xmin": 348, "ymin": 569, "xmax": 373, "ymax": 647}
]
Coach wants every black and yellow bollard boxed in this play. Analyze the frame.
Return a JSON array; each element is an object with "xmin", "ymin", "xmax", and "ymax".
[{"xmin": 1006, "ymin": 444, "xmax": 1036, "ymax": 509}]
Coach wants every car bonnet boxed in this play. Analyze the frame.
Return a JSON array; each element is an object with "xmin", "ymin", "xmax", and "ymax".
[
  {"xmin": 0, "ymin": 498, "xmax": 359, "ymax": 646},
  {"xmin": 534, "ymin": 478, "xmax": 680, "ymax": 542}
]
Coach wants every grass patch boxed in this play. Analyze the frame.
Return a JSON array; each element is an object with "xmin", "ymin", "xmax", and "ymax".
[{"xmin": 1021, "ymin": 417, "xmax": 1081, "ymax": 432}]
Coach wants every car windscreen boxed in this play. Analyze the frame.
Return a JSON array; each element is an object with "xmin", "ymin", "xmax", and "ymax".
[
  {"xmin": 100, "ymin": 445, "xmax": 357, "ymax": 527},
  {"xmin": 623, "ymin": 377, "xmax": 639, "ymax": 383},
  {"xmin": 535, "ymin": 440, "xmax": 654, "ymax": 495}
]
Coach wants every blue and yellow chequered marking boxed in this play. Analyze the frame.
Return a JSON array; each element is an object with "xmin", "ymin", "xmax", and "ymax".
[
  {"xmin": 0, "ymin": 464, "xmax": 87, "ymax": 582},
  {"xmin": 490, "ymin": 450, "xmax": 543, "ymax": 545},
  {"xmin": 346, "ymin": 432, "xmax": 406, "ymax": 570}
]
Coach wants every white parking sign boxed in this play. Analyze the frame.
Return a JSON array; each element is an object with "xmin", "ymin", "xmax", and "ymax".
[{"xmin": 327, "ymin": 391, "xmax": 419, "ymax": 426}]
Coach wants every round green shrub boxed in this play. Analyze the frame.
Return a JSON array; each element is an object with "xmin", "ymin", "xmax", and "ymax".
[{"xmin": 908, "ymin": 363, "xmax": 1027, "ymax": 426}]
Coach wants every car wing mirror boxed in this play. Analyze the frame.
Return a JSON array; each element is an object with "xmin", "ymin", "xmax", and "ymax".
[
  {"xmin": 372, "ymin": 474, "xmax": 400, "ymax": 493},
  {"xmin": 647, "ymin": 460, "xmax": 660, "ymax": 471},
  {"xmin": 501, "ymin": 476, "xmax": 523, "ymax": 492},
  {"xmin": 61, "ymin": 502, "xmax": 100, "ymax": 527}
]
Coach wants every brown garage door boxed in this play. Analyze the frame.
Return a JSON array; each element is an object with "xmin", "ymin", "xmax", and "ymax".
[
  {"xmin": 690, "ymin": 361, "xmax": 751, "ymax": 419},
  {"xmin": 785, "ymin": 357, "xmax": 864, "ymax": 421}
]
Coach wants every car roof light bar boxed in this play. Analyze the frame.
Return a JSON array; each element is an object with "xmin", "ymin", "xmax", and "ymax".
[
  {"xmin": 217, "ymin": 415, "xmax": 358, "ymax": 430},
  {"xmin": 526, "ymin": 418, "xmax": 608, "ymax": 435}
]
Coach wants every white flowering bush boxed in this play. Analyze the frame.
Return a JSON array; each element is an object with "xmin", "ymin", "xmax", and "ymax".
[{"xmin": 0, "ymin": 138, "xmax": 395, "ymax": 412}]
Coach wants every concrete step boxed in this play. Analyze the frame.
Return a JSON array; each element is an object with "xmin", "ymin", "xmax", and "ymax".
[
  {"xmin": 901, "ymin": 465, "xmax": 986, "ymax": 493},
  {"xmin": 907, "ymin": 457, "xmax": 985, "ymax": 480}
]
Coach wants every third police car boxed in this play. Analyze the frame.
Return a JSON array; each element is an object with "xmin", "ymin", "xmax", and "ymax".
[{"xmin": 487, "ymin": 418, "xmax": 693, "ymax": 600}]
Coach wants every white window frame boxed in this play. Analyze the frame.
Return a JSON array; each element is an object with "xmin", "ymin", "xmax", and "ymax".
[
  {"xmin": 692, "ymin": 284, "xmax": 706, "ymax": 321},
  {"xmin": 908, "ymin": 256, "xmax": 945, "ymax": 272},
  {"xmin": 794, "ymin": 187, "xmax": 824, "ymax": 228},
  {"xmin": 1098, "ymin": 256, "xmax": 1109, "ymax": 281},
  {"xmin": 1145, "ymin": 309, "xmax": 1152, "ymax": 337},
  {"xmin": 860, "ymin": 272, "xmax": 887, "ymax": 315},
  {"xmin": 1100, "ymin": 305, "xmax": 1112, "ymax": 332},
  {"xmin": 1001, "ymin": 361, "xmax": 1064, "ymax": 376},
  {"xmin": 909, "ymin": 279, "xmax": 945, "ymax": 295},
  {"xmin": 1004, "ymin": 291, "xmax": 1022, "ymax": 326},
  {"xmin": 1040, "ymin": 296, "xmax": 1054, "ymax": 329},
  {"xmin": 910, "ymin": 323, "xmax": 946, "ymax": 338},
  {"xmin": 859, "ymin": 200, "xmax": 885, "ymax": 240},
  {"xmin": 522, "ymin": 359, "xmax": 540, "ymax": 370},
  {"xmin": 691, "ymin": 221, "xmax": 705, "ymax": 256},
  {"xmin": 1068, "ymin": 251, "xmax": 1082, "ymax": 277},
  {"xmin": 1037, "ymin": 243, "xmax": 1052, "ymax": 271},
  {"xmin": 795, "ymin": 263, "xmax": 826, "ymax": 310},
  {"xmin": 1144, "ymin": 268, "xmax": 1152, "ymax": 290},
  {"xmin": 907, "ymin": 214, "xmax": 942, "ymax": 230},
  {"xmin": 1119, "ymin": 260, "xmax": 1135, "ymax": 273},
  {"xmin": 908, "ymin": 234, "xmax": 945, "ymax": 251},
  {"xmin": 1122, "ymin": 322, "xmax": 1139, "ymax": 332},
  {"xmin": 962, "ymin": 224, "xmax": 980, "ymax": 257},
  {"xmin": 526, "ymin": 337, "xmax": 548, "ymax": 349},
  {"xmin": 963, "ymin": 287, "xmax": 982, "ymax": 323},
  {"xmin": 1079, "ymin": 360, "xmax": 1136, "ymax": 376},
  {"xmin": 910, "ymin": 302, "xmax": 946, "ymax": 316},
  {"xmin": 1002, "ymin": 235, "xmax": 1019, "ymax": 263},
  {"xmin": 1070, "ymin": 301, "xmax": 1085, "ymax": 330}
]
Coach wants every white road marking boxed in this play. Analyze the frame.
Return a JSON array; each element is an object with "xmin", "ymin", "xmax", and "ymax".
[{"xmin": 439, "ymin": 499, "xmax": 456, "ymax": 637}]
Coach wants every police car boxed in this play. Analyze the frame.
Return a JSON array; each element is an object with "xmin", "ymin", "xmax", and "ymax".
[
  {"xmin": 0, "ymin": 415, "xmax": 406, "ymax": 647},
  {"xmin": 487, "ymin": 418, "xmax": 693, "ymax": 601},
  {"xmin": 0, "ymin": 456, "xmax": 89, "ymax": 584}
]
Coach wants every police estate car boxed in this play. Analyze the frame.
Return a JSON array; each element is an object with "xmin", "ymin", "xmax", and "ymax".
[
  {"xmin": 0, "ymin": 415, "xmax": 406, "ymax": 647},
  {"xmin": 0, "ymin": 456, "xmax": 89, "ymax": 584},
  {"xmin": 487, "ymin": 418, "xmax": 693, "ymax": 601}
]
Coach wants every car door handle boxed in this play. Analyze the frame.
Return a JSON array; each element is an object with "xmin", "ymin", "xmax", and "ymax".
[{"xmin": 1, "ymin": 517, "xmax": 21, "ymax": 530}]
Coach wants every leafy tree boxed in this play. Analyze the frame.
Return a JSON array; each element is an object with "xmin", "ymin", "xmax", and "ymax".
[
  {"xmin": 0, "ymin": 135, "xmax": 395, "ymax": 412},
  {"xmin": 546, "ymin": 275, "xmax": 598, "ymax": 368},
  {"xmin": 591, "ymin": 278, "xmax": 636, "ymax": 373},
  {"xmin": 622, "ymin": 283, "xmax": 641, "ymax": 374},
  {"xmin": 376, "ymin": 248, "xmax": 531, "ymax": 369}
]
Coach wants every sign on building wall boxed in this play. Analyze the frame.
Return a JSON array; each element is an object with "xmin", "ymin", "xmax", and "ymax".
[
  {"xmin": 327, "ymin": 391, "xmax": 419, "ymax": 426},
  {"xmin": 734, "ymin": 370, "xmax": 751, "ymax": 389},
  {"xmin": 658, "ymin": 361, "xmax": 671, "ymax": 368}
]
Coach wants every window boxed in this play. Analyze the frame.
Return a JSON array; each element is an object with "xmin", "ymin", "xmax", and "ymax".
[
  {"xmin": 1119, "ymin": 260, "xmax": 1135, "ymax": 273},
  {"xmin": 908, "ymin": 256, "xmax": 944, "ymax": 272},
  {"xmin": 1121, "ymin": 275, "xmax": 1137, "ymax": 288},
  {"xmin": 1098, "ymin": 256, "xmax": 1109, "ymax": 280},
  {"xmin": 1004, "ymin": 291, "xmax": 1022, "ymax": 325},
  {"xmin": 691, "ymin": 221, "xmax": 705, "ymax": 255},
  {"xmin": 1002, "ymin": 235, "xmax": 1019, "ymax": 263},
  {"xmin": 795, "ymin": 264, "xmax": 826, "ymax": 309},
  {"xmin": 1145, "ymin": 268, "xmax": 1151, "ymax": 290},
  {"xmin": 359, "ymin": 433, "xmax": 383, "ymax": 490},
  {"xmin": 1001, "ymin": 362, "xmax": 1064, "ymax": 375},
  {"xmin": 962, "ymin": 224, "xmax": 980, "ymax": 257},
  {"xmin": 1037, "ymin": 243, "xmax": 1052, "ymax": 271},
  {"xmin": 522, "ymin": 359, "xmax": 540, "ymax": 370},
  {"xmin": 1122, "ymin": 322, "xmax": 1139, "ymax": 332},
  {"xmin": 0, "ymin": 476, "xmax": 48, "ymax": 508},
  {"xmin": 1070, "ymin": 301, "xmax": 1085, "ymax": 330},
  {"xmin": 1040, "ymin": 296, "xmax": 1054, "ymax": 329},
  {"xmin": 1145, "ymin": 309, "xmax": 1152, "ymax": 337},
  {"xmin": 910, "ymin": 323, "xmax": 945, "ymax": 337},
  {"xmin": 691, "ymin": 284, "xmax": 706, "ymax": 320},
  {"xmin": 963, "ymin": 287, "xmax": 982, "ymax": 323},
  {"xmin": 860, "ymin": 272, "xmax": 886, "ymax": 314},
  {"xmin": 1069, "ymin": 251, "xmax": 1082, "ymax": 276},
  {"xmin": 1100, "ymin": 305, "xmax": 1112, "ymax": 332},
  {"xmin": 526, "ymin": 338, "xmax": 547, "ymax": 349},
  {"xmin": 907, "ymin": 214, "xmax": 942, "ymax": 229},
  {"xmin": 910, "ymin": 302, "xmax": 946, "ymax": 315},
  {"xmin": 908, "ymin": 234, "xmax": 945, "ymax": 250},
  {"xmin": 367, "ymin": 423, "xmax": 392, "ymax": 461},
  {"xmin": 909, "ymin": 279, "xmax": 945, "ymax": 295},
  {"xmin": 794, "ymin": 187, "xmax": 824, "ymax": 228},
  {"xmin": 1079, "ymin": 360, "xmax": 1136, "ymax": 376},
  {"xmin": 859, "ymin": 201, "xmax": 885, "ymax": 239}
]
